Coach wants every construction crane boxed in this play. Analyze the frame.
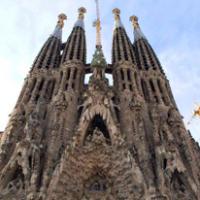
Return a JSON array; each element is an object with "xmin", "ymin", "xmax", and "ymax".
[
  {"xmin": 187, "ymin": 104, "xmax": 200, "ymax": 125},
  {"xmin": 194, "ymin": 105, "xmax": 200, "ymax": 117},
  {"xmin": 93, "ymin": 0, "xmax": 102, "ymax": 47}
]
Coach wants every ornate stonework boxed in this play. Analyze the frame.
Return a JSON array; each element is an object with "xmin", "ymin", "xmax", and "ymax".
[{"xmin": 0, "ymin": 6, "xmax": 200, "ymax": 200}]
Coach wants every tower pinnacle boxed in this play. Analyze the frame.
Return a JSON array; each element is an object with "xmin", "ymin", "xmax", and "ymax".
[
  {"xmin": 52, "ymin": 13, "xmax": 67, "ymax": 40},
  {"xmin": 74, "ymin": 7, "xmax": 86, "ymax": 29},
  {"xmin": 130, "ymin": 15, "xmax": 139, "ymax": 28},
  {"xmin": 57, "ymin": 13, "xmax": 67, "ymax": 28},
  {"xmin": 61, "ymin": 7, "xmax": 86, "ymax": 63},
  {"xmin": 130, "ymin": 15, "xmax": 146, "ymax": 41},
  {"xmin": 112, "ymin": 8, "xmax": 123, "ymax": 28}
]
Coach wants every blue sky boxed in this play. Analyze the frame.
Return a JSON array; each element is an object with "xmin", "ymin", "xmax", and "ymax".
[{"xmin": 0, "ymin": 0, "xmax": 200, "ymax": 143}]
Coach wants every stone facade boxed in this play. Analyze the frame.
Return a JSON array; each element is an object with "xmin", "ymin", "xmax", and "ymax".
[{"xmin": 0, "ymin": 7, "xmax": 200, "ymax": 200}]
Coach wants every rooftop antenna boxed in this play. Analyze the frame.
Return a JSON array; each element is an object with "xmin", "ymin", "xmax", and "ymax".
[{"xmin": 93, "ymin": 0, "xmax": 102, "ymax": 48}]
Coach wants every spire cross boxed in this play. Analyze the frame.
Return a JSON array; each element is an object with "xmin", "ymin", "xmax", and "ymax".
[{"xmin": 93, "ymin": 0, "xmax": 102, "ymax": 47}]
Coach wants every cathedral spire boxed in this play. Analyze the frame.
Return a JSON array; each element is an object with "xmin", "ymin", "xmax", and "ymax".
[
  {"xmin": 61, "ymin": 7, "xmax": 86, "ymax": 63},
  {"xmin": 52, "ymin": 13, "xmax": 67, "ymax": 40},
  {"xmin": 112, "ymin": 8, "xmax": 135, "ymax": 64},
  {"xmin": 32, "ymin": 13, "xmax": 67, "ymax": 70},
  {"xmin": 130, "ymin": 15, "xmax": 174, "ymax": 105},
  {"xmin": 130, "ymin": 15, "xmax": 146, "ymax": 41},
  {"xmin": 130, "ymin": 15, "xmax": 164, "ymax": 73}
]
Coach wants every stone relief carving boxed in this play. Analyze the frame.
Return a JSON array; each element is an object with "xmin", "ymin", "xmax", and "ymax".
[
  {"xmin": 0, "ymin": 105, "xmax": 26, "ymax": 171},
  {"xmin": 167, "ymin": 107, "xmax": 183, "ymax": 126},
  {"xmin": 85, "ymin": 128, "xmax": 107, "ymax": 146},
  {"xmin": 52, "ymin": 90, "xmax": 68, "ymax": 111},
  {"xmin": 24, "ymin": 110, "xmax": 43, "ymax": 145}
]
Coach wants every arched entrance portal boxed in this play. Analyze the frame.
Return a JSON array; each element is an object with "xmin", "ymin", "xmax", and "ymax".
[{"xmin": 85, "ymin": 114, "xmax": 111, "ymax": 145}]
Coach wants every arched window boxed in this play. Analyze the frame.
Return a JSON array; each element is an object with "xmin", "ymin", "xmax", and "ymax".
[
  {"xmin": 84, "ymin": 73, "xmax": 92, "ymax": 84},
  {"xmin": 87, "ymin": 173, "xmax": 107, "ymax": 193},
  {"xmin": 163, "ymin": 158, "xmax": 167, "ymax": 170},
  {"xmin": 105, "ymin": 74, "xmax": 113, "ymax": 86},
  {"xmin": 114, "ymin": 106, "xmax": 120, "ymax": 122},
  {"xmin": 35, "ymin": 79, "xmax": 45, "ymax": 103},
  {"xmin": 89, "ymin": 179, "xmax": 107, "ymax": 192},
  {"xmin": 149, "ymin": 79, "xmax": 159, "ymax": 103},
  {"xmin": 26, "ymin": 78, "xmax": 37, "ymax": 102},
  {"xmin": 120, "ymin": 69, "xmax": 124, "ymax": 81},
  {"xmin": 141, "ymin": 79, "xmax": 150, "ymax": 101},
  {"xmin": 127, "ymin": 69, "xmax": 131, "ymax": 82},
  {"xmin": 149, "ymin": 79, "xmax": 155, "ymax": 92},
  {"xmin": 65, "ymin": 83, "xmax": 68, "ymax": 91},
  {"xmin": 129, "ymin": 84, "xmax": 133, "ymax": 91},
  {"xmin": 49, "ymin": 80, "xmax": 56, "ymax": 100},
  {"xmin": 157, "ymin": 79, "xmax": 167, "ymax": 105},
  {"xmin": 30, "ymin": 78, "xmax": 37, "ymax": 93},
  {"xmin": 134, "ymin": 72, "xmax": 139, "ymax": 91},
  {"xmin": 59, "ymin": 71, "xmax": 63, "ymax": 84},
  {"xmin": 38, "ymin": 79, "xmax": 45, "ymax": 91},
  {"xmin": 73, "ymin": 68, "xmax": 77, "ymax": 80},
  {"xmin": 66, "ymin": 69, "xmax": 71, "ymax": 81}
]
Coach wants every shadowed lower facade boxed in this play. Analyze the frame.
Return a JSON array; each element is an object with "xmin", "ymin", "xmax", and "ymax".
[{"xmin": 0, "ymin": 6, "xmax": 200, "ymax": 200}]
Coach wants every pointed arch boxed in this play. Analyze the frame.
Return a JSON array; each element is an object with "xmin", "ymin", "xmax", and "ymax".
[{"xmin": 84, "ymin": 114, "xmax": 111, "ymax": 144}]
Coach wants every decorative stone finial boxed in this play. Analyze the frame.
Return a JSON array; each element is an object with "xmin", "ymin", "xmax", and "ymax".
[
  {"xmin": 74, "ymin": 7, "xmax": 86, "ymax": 29},
  {"xmin": 78, "ymin": 7, "xmax": 87, "ymax": 20},
  {"xmin": 57, "ymin": 13, "xmax": 67, "ymax": 28},
  {"xmin": 130, "ymin": 15, "xmax": 139, "ymax": 29},
  {"xmin": 112, "ymin": 8, "xmax": 123, "ymax": 28},
  {"xmin": 130, "ymin": 15, "xmax": 146, "ymax": 41},
  {"xmin": 52, "ymin": 13, "xmax": 67, "ymax": 39},
  {"xmin": 112, "ymin": 8, "xmax": 121, "ymax": 20}
]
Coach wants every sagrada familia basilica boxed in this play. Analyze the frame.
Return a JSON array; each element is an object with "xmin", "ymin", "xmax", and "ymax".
[{"xmin": 0, "ymin": 3, "xmax": 200, "ymax": 200}]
